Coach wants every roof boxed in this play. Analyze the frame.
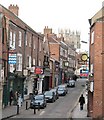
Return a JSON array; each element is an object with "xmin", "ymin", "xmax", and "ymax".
[
  {"xmin": 89, "ymin": 6, "xmax": 104, "ymax": 26},
  {"xmin": 0, "ymin": 4, "xmax": 43, "ymax": 38}
]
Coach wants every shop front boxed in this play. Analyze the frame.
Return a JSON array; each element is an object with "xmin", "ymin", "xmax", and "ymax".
[{"xmin": 3, "ymin": 72, "xmax": 25, "ymax": 107}]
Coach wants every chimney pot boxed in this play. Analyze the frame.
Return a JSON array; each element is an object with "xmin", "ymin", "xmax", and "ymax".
[{"xmin": 8, "ymin": 4, "xmax": 19, "ymax": 16}]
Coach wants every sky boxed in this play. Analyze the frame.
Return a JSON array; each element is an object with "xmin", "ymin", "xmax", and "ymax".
[{"xmin": 0, "ymin": 0, "xmax": 104, "ymax": 51}]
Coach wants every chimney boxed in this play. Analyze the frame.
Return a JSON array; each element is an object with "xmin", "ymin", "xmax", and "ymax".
[
  {"xmin": 44, "ymin": 26, "xmax": 52, "ymax": 35},
  {"xmin": 8, "ymin": 4, "xmax": 19, "ymax": 16}
]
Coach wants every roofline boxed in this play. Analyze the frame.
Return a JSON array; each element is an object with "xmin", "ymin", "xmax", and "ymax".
[{"xmin": 0, "ymin": 4, "xmax": 43, "ymax": 38}]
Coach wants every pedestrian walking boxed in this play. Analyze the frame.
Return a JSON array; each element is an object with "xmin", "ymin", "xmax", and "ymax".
[{"xmin": 79, "ymin": 94, "xmax": 85, "ymax": 110}]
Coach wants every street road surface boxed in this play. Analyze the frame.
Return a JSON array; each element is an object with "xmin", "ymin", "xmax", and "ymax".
[{"xmin": 11, "ymin": 79, "xmax": 87, "ymax": 119}]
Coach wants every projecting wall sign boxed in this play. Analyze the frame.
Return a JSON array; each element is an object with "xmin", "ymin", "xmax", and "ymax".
[{"xmin": 81, "ymin": 54, "xmax": 88, "ymax": 61}]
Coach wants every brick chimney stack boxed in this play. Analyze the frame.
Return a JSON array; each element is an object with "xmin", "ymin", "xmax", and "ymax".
[
  {"xmin": 8, "ymin": 4, "xmax": 19, "ymax": 16},
  {"xmin": 44, "ymin": 26, "xmax": 52, "ymax": 35}
]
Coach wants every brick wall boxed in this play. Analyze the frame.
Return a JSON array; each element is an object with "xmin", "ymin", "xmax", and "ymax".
[
  {"xmin": 90, "ymin": 21, "xmax": 104, "ymax": 118},
  {"xmin": 49, "ymin": 44, "xmax": 59, "ymax": 61}
]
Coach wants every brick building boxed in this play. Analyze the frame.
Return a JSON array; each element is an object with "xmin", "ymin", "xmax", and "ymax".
[
  {"xmin": 88, "ymin": 6, "xmax": 104, "ymax": 118},
  {"xmin": 44, "ymin": 26, "xmax": 76, "ymax": 86},
  {"xmin": 0, "ymin": 4, "xmax": 44, "ymax": 107}
]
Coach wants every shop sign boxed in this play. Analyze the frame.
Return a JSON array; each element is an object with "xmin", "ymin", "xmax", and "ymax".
[
  {"xmin": 81, "ymin": 54, "xmax": 88, "ymax": 61},
  {"xmin": 35, "ymin": 67, "xmax": 43, "ymax": 74}
]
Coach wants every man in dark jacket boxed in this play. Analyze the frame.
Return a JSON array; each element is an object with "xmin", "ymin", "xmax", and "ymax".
[{"xmin": 79, "ymin": 94, "xmax": 85, "ymax": 110}]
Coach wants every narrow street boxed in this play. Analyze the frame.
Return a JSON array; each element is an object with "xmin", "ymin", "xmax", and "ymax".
[{"xmin": 7, "ymin": 79, "xmax": 87, "ymax": 119}]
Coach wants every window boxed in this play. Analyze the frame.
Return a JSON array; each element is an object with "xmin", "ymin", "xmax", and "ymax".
[
  {"xmin": 29, "ymin": 36, "xmax": 31, "ymax": 47},
  {"xmin": 9, "ymin": 31, "xmax": 13, "ymax": 48},
  {"xmin": 16, "ymin": 53, "xmax": 22, "ymax": 71},
  {"xmin": 9, "ymin": 31, "xmax": 16, "ymax": 49},
  {"xmin": 27, "ymin": 56, "xmax": 31, "ymax": 68},
  {"xmin": 33, "ymin": 58, "xmax": 36, "ymax": 66},
  {"xmin": 25, "ymin": 34, "xmax": 27, "ymax": 46},
  {"xmin": 39, "ymin": 41, "xmax": 41, "ymax": 51},
  {"xmin": 39, "ymin": 60, "xmax": 41, "ymax": 66},
  {"xmin": 12, "ymin": 32, "xmax": 16, "ymax": 49},
  {"xmin": 29, "ymin": 56, "xmax": 31, "ymax": 68},
  {"xmin": 91, "ymin": 64, "xmax": 93, "ymax": 73},
  {"xmin": 18, "ymin": 31, "xmax": 22, "ymax": 47},
  {"xmin": 27, "ymin": 56, "xmax": 29, "ymax": 67},
  {"xmin": 34, "ymin": 40, "xmax": 35, "ymax": 49},
  {"xmin": 91, "ymin": 31, "xmax": 94, "ymax": 44}
]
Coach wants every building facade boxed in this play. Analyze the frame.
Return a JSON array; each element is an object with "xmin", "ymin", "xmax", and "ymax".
[
  {"xmin": 0, "ymin": 4, "xmax": 44, "ymax": 107},
  {"xmin": 88, "ymin": 7, "xmax": 104, "ymax": 118}
]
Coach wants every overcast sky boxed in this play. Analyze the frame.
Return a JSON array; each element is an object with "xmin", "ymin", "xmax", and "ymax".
[{"xmin": 0, "ymin": 0, "xmax": 104, "ymax": 51}]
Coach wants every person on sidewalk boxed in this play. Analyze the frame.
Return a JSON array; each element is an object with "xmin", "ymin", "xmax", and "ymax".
[{"xmin": 79, "ymin": 94, "xmax": 85, "ymax": 110}]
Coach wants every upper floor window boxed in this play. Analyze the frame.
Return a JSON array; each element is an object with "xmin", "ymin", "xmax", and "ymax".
[
  {"xmin": 18, "ymin": 31, "xmax": 22, "ymax": 47},
  {"xmin": 13, "ymin": 32, "xmax": 16, "ymax": 49},
  {"xmin": 9, "ymin": 31, "xmax": 16, "ymax": 49},
  {"xmin": 34, "ymin": 40, "xmax": 35, "ymax": 49},
  {"xmin": 91, "ymin": 31, "xmax": 94, "ymax": 44},
  {"xmin": 29, "ymin": 36, "xmax": 31, "ymax": 47},
  {"xmin": 16, "ymin": 53, "xmax": 22, "ymax": 71},
  {"xmin": 33, "ymin": 58, "xmax": 36, "ymax": 66},
  {"xmin": 25, "ymin": 34, "xmax": 27, "ymax": 46},
  {"xmin": 39, "ymin": 60, "xmax": 41, "ymax": 66},
  {"xmin": 39, "ymin": 41, "xmax": 41, "ymax": 51}
]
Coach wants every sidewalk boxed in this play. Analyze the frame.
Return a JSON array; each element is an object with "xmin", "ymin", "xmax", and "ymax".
[
  {"xmin": 70, "ymin": 89, "xmax": 92, "ymax": 120},
  {"xmin": 2, "ymin": 99, "xmax": 30, "ymax": 120}
]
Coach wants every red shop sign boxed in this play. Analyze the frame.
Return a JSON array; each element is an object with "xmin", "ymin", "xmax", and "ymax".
[{"xmin": 35, "ymin": 67, "xmax": 43, "ymax": 74}]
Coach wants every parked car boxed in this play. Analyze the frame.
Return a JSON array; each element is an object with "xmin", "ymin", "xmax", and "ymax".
[
  {"xmin": 50, "ymin": 87, "xmax": 59, "ymax": 100},
  {"xmin": 67, "ymin": 80, "xmax": 76, "ymax": 87},
  {"xmin": 57, "ymin": 84, "xmax": 68, "ymax": 96},
  {"xmin": 44, "ymin": 91, "xmax": 56, "ymax": 103},
  {"xmin": 30, "ymin": 94, "xmax": 47, "ymax": 109}
]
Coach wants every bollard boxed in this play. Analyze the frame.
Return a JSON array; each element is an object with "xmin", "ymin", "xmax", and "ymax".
[
  {"xmin": 34, "ymin": 105, "xmax": 36, "ymax": 114},
  {"xmin": 17, "ymin": 105, "xmax": 19, "ymax": 115},
  {"xmin": 38, "ymin": 102, "xmax": 40, "ymax": 111},
  {"xmin": 26, "ymin": 101, "xmax": 28, "ymax": 110}
]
